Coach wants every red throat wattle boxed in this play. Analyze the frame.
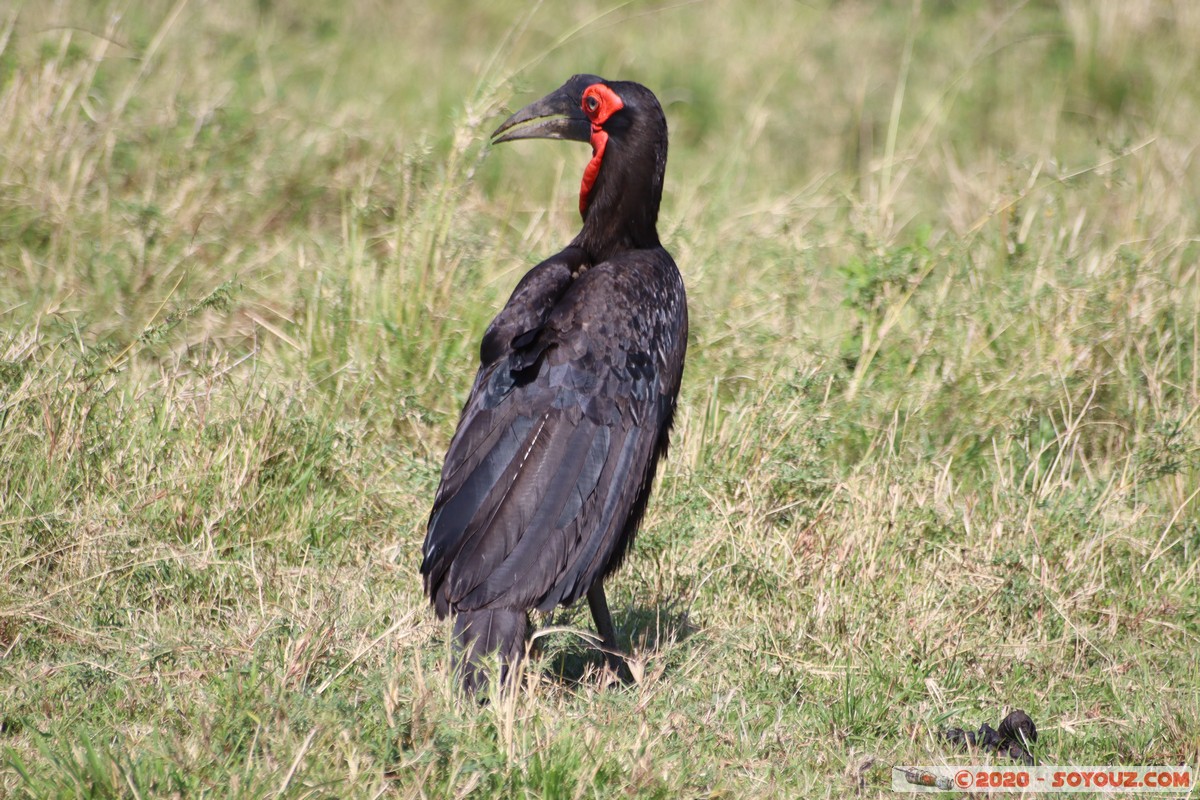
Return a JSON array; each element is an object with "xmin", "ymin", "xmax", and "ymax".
[{"xmin": 579, "ymin": 84, "xmax": 624, "ymax": 216}]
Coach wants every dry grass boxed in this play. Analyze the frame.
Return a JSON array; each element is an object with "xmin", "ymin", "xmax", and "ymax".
[{"xmin": 2, "ymin": 0, "xmax": 1198, "ymax": 797}]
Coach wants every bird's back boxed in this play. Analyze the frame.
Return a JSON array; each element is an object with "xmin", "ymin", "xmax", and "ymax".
[{"xmin": 422, "ymin": 245, "xmax": 687, "ymax": 619}]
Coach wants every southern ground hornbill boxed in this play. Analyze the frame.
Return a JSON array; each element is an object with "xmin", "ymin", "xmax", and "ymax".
[{"xmin": 420, "ymin": 75, "xmax": 688, "ymax": 692}]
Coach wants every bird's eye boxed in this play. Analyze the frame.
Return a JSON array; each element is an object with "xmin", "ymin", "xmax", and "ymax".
[{"xmin": 584, "ymin": 95, "xmax": 600, "ymax": 113}]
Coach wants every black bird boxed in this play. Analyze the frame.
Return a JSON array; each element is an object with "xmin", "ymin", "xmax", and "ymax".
[{"xmin": 420, "ymin": 75, "xmax": 688, "ymax": 692}]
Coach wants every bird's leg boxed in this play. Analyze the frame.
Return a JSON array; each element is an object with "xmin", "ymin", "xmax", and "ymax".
[{"xmin": 587, "ymin": 583, "xmax": 631, "ymax": 682}]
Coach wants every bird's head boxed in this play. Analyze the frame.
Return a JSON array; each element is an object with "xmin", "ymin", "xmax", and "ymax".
[{"xmin": 492, "ymin": 75, "xmax": 667, "ymax": 251}]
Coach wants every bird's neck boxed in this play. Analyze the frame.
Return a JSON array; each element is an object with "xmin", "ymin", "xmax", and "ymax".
[
  {"xmin": 573, "ymin": 210, "xmax": 660, "ymax": 263},
  {"xmin": 571, "ymin": 144, "xmax": 665, "ymax": 261}
]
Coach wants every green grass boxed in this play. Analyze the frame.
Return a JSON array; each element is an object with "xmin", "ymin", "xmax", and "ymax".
[{"xmin": 2, "ymin": 0, "xmax": 1199, "ymax": 796}]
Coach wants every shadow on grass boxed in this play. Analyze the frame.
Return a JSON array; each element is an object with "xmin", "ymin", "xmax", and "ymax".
[{"xmin": 535, "ymin": 598, "xmax": 698, "ymax": 688}]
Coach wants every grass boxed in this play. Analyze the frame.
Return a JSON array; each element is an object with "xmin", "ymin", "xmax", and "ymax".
[{"xmin": 2, "ymin": 0, "xmax": 1199, "ymax": 796}]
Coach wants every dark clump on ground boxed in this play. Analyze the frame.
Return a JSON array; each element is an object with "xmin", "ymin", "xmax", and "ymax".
[{"xmin": 943, "ymin": 710, "xmax": 1038, "ymax": 765}]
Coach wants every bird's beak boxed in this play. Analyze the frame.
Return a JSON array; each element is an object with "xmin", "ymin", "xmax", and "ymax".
[{"xmin": 491, "ymin": 79, "xmax": 596, "ymax": 145}]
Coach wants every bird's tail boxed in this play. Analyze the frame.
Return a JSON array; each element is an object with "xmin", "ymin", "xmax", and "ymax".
[{"xmin": 452, "ymin": 609, "xmax": 529, "ymax": 694}]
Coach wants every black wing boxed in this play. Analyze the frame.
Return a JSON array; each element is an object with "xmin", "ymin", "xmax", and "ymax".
[{"xmin": 421, "ymin": 248, "xmax": 686, "ymax": 618}]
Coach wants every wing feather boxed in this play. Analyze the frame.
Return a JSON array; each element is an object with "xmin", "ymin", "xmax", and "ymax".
[{"xmin": 421, "ymin": 248, "xmax": 686, "ymax": 622}]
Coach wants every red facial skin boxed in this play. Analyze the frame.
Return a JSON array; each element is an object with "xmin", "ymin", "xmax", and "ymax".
[{"xmin": 579, "ymin": 83, "xmax": 625, "ymax": 216}]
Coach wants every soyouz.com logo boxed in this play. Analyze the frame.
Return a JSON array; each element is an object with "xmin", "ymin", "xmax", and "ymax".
[{"xmin": 893, "ymin": 765, "xmax": 1194, "ymax": 793}]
